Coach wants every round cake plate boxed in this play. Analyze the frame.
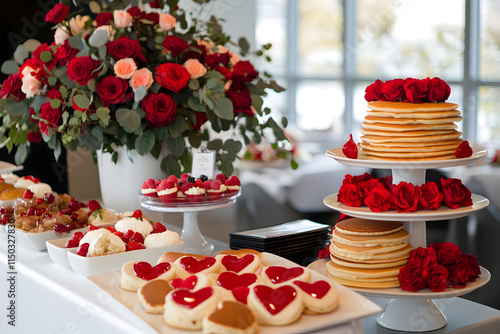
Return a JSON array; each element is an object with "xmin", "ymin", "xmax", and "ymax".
[
  {"xmin": 140, "ymin": 192, "xmax": 240, "ymax": 254},
  {"xmin": 309, "ymin": 259, "xmax": 491, "ymax": 332}
]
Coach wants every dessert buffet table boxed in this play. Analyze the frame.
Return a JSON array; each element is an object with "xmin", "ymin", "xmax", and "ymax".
[{"xmin": 2, "ymin": 225, "xmax": 500, "ymax": 334}]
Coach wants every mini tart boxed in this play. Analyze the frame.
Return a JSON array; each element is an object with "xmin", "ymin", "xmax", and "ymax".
[
  {"xmin": 203, "ymin": 180, "xmax": 227, "ymax": 199},
  {"xmin": 182, "ymin": 183, "xmax": 206, "ymax": 202},
  {"xmin": 141, "ymin": 178, "xmax": 160, "ymax": 197},
  {"xmin": 156, "ymin": 179, "xmax": 178, "ymax": 202},
  {"xmin": 224, "ymin": 176, "xmax": 241, "ymax": 194},
  {"xmin": 120, "ymin": 260, "xmax": 176, "ymax": 292}
]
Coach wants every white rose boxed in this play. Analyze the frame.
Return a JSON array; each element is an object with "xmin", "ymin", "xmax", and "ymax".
[
  {"xmin": 21, "ymin": 75, "xmax": 42, "ymax": 98},
  {"xmin": 54, "ymin": 27, "xmax": 70, "ymax": 45}
]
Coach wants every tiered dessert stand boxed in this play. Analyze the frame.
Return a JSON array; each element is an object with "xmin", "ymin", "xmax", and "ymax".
[
  {"xmin": 322, "ymin": 147, "xmax": 491, "ymax": 332},
  {"xmin": 140, "ymin": 191, "xmax": 240, "ymax": 254}
]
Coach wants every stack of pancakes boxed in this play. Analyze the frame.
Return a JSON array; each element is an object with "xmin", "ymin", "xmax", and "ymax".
[
  {"xmin": 326, "ymin": 218, "xmax": 412, "ymax": 288},
  {"xmin": 360, "ymin": 101, "xmax": 463, "ymax": 160}
]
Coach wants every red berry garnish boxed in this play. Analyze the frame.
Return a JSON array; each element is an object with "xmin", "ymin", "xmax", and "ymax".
[
  {"xmin": 342, "ymin": 134, "xmax": 358, "ymax": 159},
  {"xmin": 23, "ymin": 189, "xmax": 34, "ymax": 199},
  {"xmin": 43, "ymin": 193, "xmax": 55, "ymax": 203},
  {"xmin": 126, "ymin": 240, "xmax": 145, "ymax": 251},
  {"xmin": 88, "ymin": 224, "xmax": 99, "ymax": 231},
  {"xmin": 455, "ymin": 140, "xmax": 473, "ymax": 158},
  {"xmin": 70, "ymin": 213, "xmax": 78, "ymax": 221},
  {"xmin": 66, "ymin": 222, "xmax": 76, "ymax": 231},
  {"xmin": 53, "ymin": 223, "xmax": 67, "ymax": 233},
  {"xmin": 131, "ymin": 210, "xmax": 143, "ymax": 219},
  {"xmin": 65, "ymin": 231, "xmax": 84, "ymax": 248},
  {"xmin": 76, "ymin": 243, "xmax": 90, "ymax": 256},
  {"xmin": 152, "ymin": 222, "xmax": 167, "ymax": 234},
  {"xmin": 34, "ymin": 209, "xmax": 43, "ymax": 216},
  {"xmin": 113, "ymin": 231, "xmax": 124, "ymax": 239},
  {"xmin": 26, "ymin": 207, "xmax": 36, "ymax": 216},
  {"xmin": 122, "ymin": 229, "xmax": 135, "ymax": 243},
  {"xmin": 36, "ymin": 198, "xmax": 43, "ymax": 204},
  {"xmin": 88, "ymin": 200, "xmax": 100, "ymax": 212},
  {"xmin": 106, "ymin": 226, "xmax": 117, "ymax": 233},
  {"xmin": 130, "ymin": 232, "xmax": 145, "ymax": 244}
]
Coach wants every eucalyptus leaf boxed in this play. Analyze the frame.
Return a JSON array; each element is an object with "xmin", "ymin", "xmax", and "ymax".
[
  {"xmin": 4, "ymin": 99, "xmax": 28, "ymax": 116},
  {"xmin": 207, "ymin": 139, "xmax": 223, "ymax": 151},
  {"xmin": 89, "ymin": 0, "xmax": 101, "ymax": 13},
  {"xmin": 50, "ymin": 99, "xmax": 61, "ymax": 109},
  {"xmin": 188, "ymin": 79, "xmax": 200, "ymax": 90},
  {"xmin": 251, "ymin": 94, "xmax": 263, "ymax": 114},
  {"xmin": 1, "ymin": 60, "xmax": 19, "ymax": 75},
  {"xmin": 135, "ymin": 131, "xmax": 155, "ymax": 155},
  {"xmin": 204, "ymin": 70, "xmax": 224, "ymax": 80},
  {"xmin": 68, "ymin": 35, "xmax": 83, "ymax": 49},
  {"xmin": 40, "ymin": 51, "xmax": 52, "ymax": 63},
  {"xmin": 166, "ymin": 135, "xmax": 186, "ymax": 157},
  {"xmin": 48, "ymin": 76, "xmax": 58, "ymax": 86},
  {"xmin": 74, "ymin": 94, "xmax": 90, "ymax": 109},
  {"xmin": 13, "ymin": 45, "xmax": 28, "ymax": 65},
  {"xmin": 96, "ymin": 107, "xmax": 110, "ymax": 126},
  {"xmin": 88, "ymin": 29, "xmax": 109, "ymax": 47},
  {"xmin": 162, "ymin": 155, "xmax": 181, "ymax": 177},
  {"xmin": 134, "ymin": 86, "xmax": 147, "ymax": 103},
  {"xmin": 23, "ymin": 39, "xmax": 41, "ymax": 52},
  {"xmin": 116, "ymin": 108, "xmax": 141, "ymax": 131},
  {"xmin": 14, "ymin": 144, "xmax": 28, "ymax": 165},
  {"xmin": 187, "ymin": 96, "xmax": 206, "ymax": 112},
  {"xmin": 169, "ymin": 115, "xmax": 186, "ymax": 137},
  {"xmin": 238, "ymin": 37, "xmax": 250, "ymax": 56},
  {"xmin": 187, "ymin": 131, "xmax": 201, "ymax": 148},
  {"xmin": 213, "ymin": 97, "xmax": 234, "ymax": 120}
]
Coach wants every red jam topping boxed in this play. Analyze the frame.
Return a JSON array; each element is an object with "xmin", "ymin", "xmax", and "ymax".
[
  {"xmin": 217, "ymin": 272, "xmax": 258, "ymax": 290},
  {"xmin": 342, "ymin": 133, "xmax": 358, "ymax": 159},
  {"xmin": 221, "ymin": 254, "xmax": 256, "ymax": 273},
  {"xmin": 171, "ymin": 275, "xmax": 198, "ymax": 290},
  {"xmin": 180, "ymin": 256, "xmax": 216, "ymax": 274},
  {"xmin": 253, "ymin": 285, "xmax": 297, "ymax": 315},
  {"xmin": 455, "ymin": 140, "xmax": 473, "ymax": 158},
  {"xmin": 293, "ymin": 280, "xmax": 331, "ymax": 299},
  {"xmin": 265, "ymin": 266, "xmax": 304, "ymax": 284},
  {"xmin": 171, "ymin": 287, "xmax": 213, "ymax": 309},
  {"xmin": 133, "ymin": 262, "xmax": 171, "ymax": 281},
  {"xmin": 231, "ymin": 286, "xmax": 250, "ymax": 304}
]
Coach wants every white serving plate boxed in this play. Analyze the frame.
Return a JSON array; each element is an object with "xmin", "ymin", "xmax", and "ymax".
[
  {"xmin": 46, "ymin": 237, "xmax": 73, "ymax": 268},
  {"xmin": 67, "ymin": 240, "xmax": 185, "ymax": 276},
  {"xmin": 308, "ymin": 259, "xmax": 491, "ymax": 299},
  {"xmin": 88, "ymin": 252, "xmax": 382, "ymax": 334},
  {"xmin": 324, "ymin": 193, "xmax": 489, "ymax": 222},
  {"xmin": 16, "ymin": 226, "xmax": 89, "ymax": 251},
  {"xmin": 326, "ymin": 147, "xmax": 488, "ymax": 169}
]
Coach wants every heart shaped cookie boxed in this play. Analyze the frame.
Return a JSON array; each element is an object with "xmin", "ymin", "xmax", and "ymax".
[
  {"xmin": 231, "ymin": 286, "xmax": 250, "ymax": 304},
  {"xmin": 292, "ymin": 280, "xmax": 339, "ymax": 314},
  {"xmin": 175, "ymin": 256, "xmax": 220, "ymax": 278},
  {"xmin": 217, "ymin": 272, "xmax": 258, "ymax": 290},
  {"xmin": 248, "ymin": 284, "xmax": 303, "ymax": 325},
  {"xmin": 262, "ymin": 265, "xmax": 310, "ymax": 285},
  {"xmin": 171, "ymin": 274, "xmax": 213, "ymax": 290},
  {"xmin": 202, "ymin": 301, "xmax": 259, "ymax": 334},
  {"xmin": 220, "ymin": 254, "xmax": 260, "ymax": 273},
  {"xmin": 171, "ymin": 287, "xmax": 213, "ymax": 309},
  {"xmin": 133, "ymin": 262, "xmax": 171, "ymax": 281},
  {"xmin": 120, "ymin": 261, "xmax": 176, "ymax": 292},
  {"xmin": 137, "ymin": 279, "xmax": 173, "ymax": 314}
]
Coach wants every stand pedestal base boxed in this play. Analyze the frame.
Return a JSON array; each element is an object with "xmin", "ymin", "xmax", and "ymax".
[
  {"xmin": 181, "ymin": 211, "xmax": 214, "ymax": 254},
  {"xmin": 377, "ymin": 298, "xmax": 447, "ymax": 332}
]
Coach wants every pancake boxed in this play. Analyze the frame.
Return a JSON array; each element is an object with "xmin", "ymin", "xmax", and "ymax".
[
  {"xmin": 361, "ymin": 131, "xmax": 462, "ymax": 142},
  {"xmin": 326, "ymin": 260, "xmax": 403, "ymax": 279},
  {"xmin": 360, "ymin": 141, "xmax": 461, "ymax": 152},
  {"xmin": 367, "ymin": 109, "xmax": 462, "ymax": 119},
  {"xmin": 368, "ymin": 101, "xmax": 459, "ymax": 112},
  {"xmin": 362, "ymin": 122, "xmax": 457, "ymax": 132},
  {"xmin": 364, "ymin": 115, "xmax": 463, "ymax": 125},
  {"xmin": 331, "ymin": 228, "xmax": 409, "ymax": 247},
  {"xmin": 330, "ymin": 242, "xmax": 413, "ymax": 261},
  {"xmin": 362, "ymin": 139, "xmax": 462, "ymax": 148},
  {"xmin": 360, "ymin": 148, "xmax": 457, "ymax": 158},
  {"xmin": 325, "ymin": 272, "xmax": 401, "ymax": 289},
  {"xmin": 330, "ymin": 254, "xmax": 408, "ymax": 269},
  {"xmin": 364, "ymin": 154, "xmax": 456, "ymax": 161},
  {"xmin": 335, "ymin": 218, "xmax": 403, "ymax": 236}
]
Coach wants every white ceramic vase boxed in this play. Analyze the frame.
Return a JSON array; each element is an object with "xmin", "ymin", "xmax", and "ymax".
[{"xmin": 96, "ymin": 146, "xmax": 166, "ymax": 213}]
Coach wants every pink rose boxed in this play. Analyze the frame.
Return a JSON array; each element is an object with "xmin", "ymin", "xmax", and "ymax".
[
  {"xmin": 21, "ymin": 75, "xmax": 42, "ymax": 98},
  {"xmin": 159, "ymin": 13, "xmax": 176, "ymax": 31},
  {"xmin": 113, "ymin": 10, "xmax": 133, "ymax": 28},
  {"xmin": 129, "ymin": 68, "xmax": 154, "ymax": 92},
  {"xmin": 114, "ymin": 58, "xmax": 137, "ymax": 79},
  {"xmin": 184, "ymin": 59, "xmax": 207, "ymax": 79},
  {"xmin": 54, "ymin": 27, "xmax": 70, "ymax": 46}
]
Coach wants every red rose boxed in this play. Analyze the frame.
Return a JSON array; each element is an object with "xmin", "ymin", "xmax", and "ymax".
[
  {"xmin": 377, "ymin": 175, "xmax": 393, "ymax": 187},
  {"xmin": 418, "ymin": 181, "xmax": 443, "ymax": 210},
  {"xmin": 205, "ymin": 52, "xmax": 231, "ymax": 68},
  {"xmin": 0, "ymin": 74, "xmax": 25, "ymax": 101},
  {"xmin": 226, "ymin": 82, "xmax": 252, "ymax": 116},
  {"xmin": 403, "ymin": 78, "xmax": 428, "ymax": 103},
  {"xmin": 45, "ymin": 3, "xmax": 69, "ymax": 24},
  {"xmin": 214, "ymin": 65, "xmax": 232, "ymax": 80},
  {"xmin": 337, "ymin": 183, "xmax": 363, "ymax": 207},
  {"xmin": 141, "ymin": 92, "xmax": 177, "ymax": 128},
  {"xmin": 154, "ymin": 63, "xmax": 190, "ymax": 93},
  {"xmin": 232, "ymin": 61, "xmax": 258, "ymax": 83},
  {"xmin": 39, "ymin": 102, "xmax": 62, "ymax": 136},
  {"xmin": 380, "ymin": 79, "xmax": 405, "ymax": 102},
  {"xmin": 352, "ymin": 172, "xmax": 374, "ymax": 184},
  {"xmin": 162, "ymin": 36, "xmax": 189, "ymax": 57},
  {"xmin": 425, "ymin": 265, "xmax": 449, "ymax": 292},
  {"xmin": 107, "ymin": 37, "xmax": 147, "ymax": 63},
  {"xmin": 391, "ymin": 181, "xmax": 420, "ymax": 213},
  {"xmin": 462, "ymin": 254, "xmax": 480, "ymax": 281},
  {"xmin": 448, "ymin": 259, "xmax": 470, "ymax": 289},
  {"xmin": 67, "ymin": 56, "xmax": 101, "ymax": 86},
  {"xmin": 97, "ymin": 76, "xmax": 129, "ymax": 107},
  {"xmin": 358, "ymin": 178, "xmax": 384, "ymax": 198},
  {"xmin": 398, "ymin": 262, "xmax": 426, "ymax": 292},
  {"xmin": 140, "ymin": 12, "xmax": 159, "ymax": 25},
  {"xmin": 47, "ymin": 87, "xmax": 62, "ymax": 100},
  {"xmin": 436, "ymin": 242, "xmax": 462, "ymax": 266},
  {"xmin": 441, "ymin": 178, "xmax": 473, "ymax": 209},
  {"xmin": 128, "ymin": 7, "xmax": 142, "ymax": 17},
  {"xmin": 364, "ymin": 79, "xmax": 384, "ymax": 102},
  {"xmin": 192, "ymin": 112, "xmax": 208, "ymax": 130},
  {"xmin": 27, "ymin": 131, "xmax": 42, "ymax": 144},
  {"xmin": 364, "ymin": 186, "xmax": 391, "ymax": 212},
  {"xmin": 53, "ymin": 40, "xmax": 80, "ymax": 66},
  {"xmin": 94, "ymin": 12, "xmax": 113, "ymax": 27},
  {"xmin": 427, "ymin": 77, "xmax": 451, "ymax": 102},
  {"xmin": 318, "ymin": 245, "xmax": 330, "ymax": 259},
  {"xmin": 408, "ymin": 246, "xmax": 437, "ymax": 268}
]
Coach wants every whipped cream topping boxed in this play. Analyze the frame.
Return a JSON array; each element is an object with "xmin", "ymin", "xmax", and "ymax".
[
  {"xmin": 185, "ymin": 187, "xmax": 206, "ymax": 196},
  {"xmin": 115, "ymin": 217, "xmax": 153, "ymax": 237},
  {"xmin": 144, "ymin": 230, "xmax": 181, "ymax": 248},
  {"xmin": 27, "ymin": 183, "xmax": 53, "ymax": 199},
  {"xmin": 14, "ymin": 178, "xmax": 36, "ymax": 189},
  {"xmin": 1, "ymin": 174, "xmax": 19, "ymax": 185},
  {"xmin": 79, "ymin": 228, "xmax": 112, "ymax": 246},
  {"xmin": 158, "ymin": 187, "xmax": 177, "ymax": 196}
]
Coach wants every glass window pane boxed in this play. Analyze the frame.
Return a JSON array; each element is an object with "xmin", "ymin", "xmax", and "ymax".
[
  {"xmin": 357, "ymin": 0, "xmax": 465, "ymax": 80},
  {"xmin": 296, "ymin": 80, "xmax": 344, "ymax": 131},
  {"xmin": 479, "ymin": 0, "xmax": 500, "ymax": 80},
  {"xmin": 478, "ymin": 87, "xmax": 500, "ymax": 145},
  {"xmin": 298, "ymin": 0, "xmax": 343, "ymax": 76}
]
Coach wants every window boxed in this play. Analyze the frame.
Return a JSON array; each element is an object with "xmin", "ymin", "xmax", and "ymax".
[{"xmin": 255, "ymin": 0, "xmax": 500, "ymax": 150}]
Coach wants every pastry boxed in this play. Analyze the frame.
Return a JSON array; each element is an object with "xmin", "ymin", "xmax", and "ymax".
[
  {"xmin": 86, "ymin": 230, "xmax": 126, "ymax": 257},
  {"xmin": 260, "ymin": 265, "xmax": 311, "ymax": 286},
  {"xmin": 137, "ymin": 279, "xmax": 173, "ymax": 314},
  {"xmin": 292, "ymin": 280, "xmax": 339, "ymax": 314},
  {"xmin": 225, "ymin": 176, "xmax": 241, "ymax": 194},
  {"xmin": 202, "ymin": 301, "xmax": 259, "ymax": 334},
  {"xmin": 156, "ymin": 179, "xmax": 178, "ymax": 202},
  {"xmin": 114, "ymin": 210, "xmax": 153, "ymax": 237},
  {"xmin": 141, "ymin": 178, "xmax": 160, "ymax": 197},
  {"xmin": 174, "ymin": 255, "xmax": 220, "ymax": 279},
  {"xmin": 217, "ymin": 253, "xmax": 261, "ymax": 274},
  {"xmin": 120, "ymin": 260, "xmax": 176, "ymax": 292},
  {"xmin": 171, "ymin": 273, "xmax": 214, "ymax": 290}
]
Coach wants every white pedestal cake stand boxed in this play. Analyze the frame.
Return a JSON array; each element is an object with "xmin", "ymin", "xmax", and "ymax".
[
  {"xmin": 323, "ymin": 148, "xmax": 490, "ymax": 332},
  {"xmin": 140, "ymin": 192, "xmax": 240, "ymax": 254}
]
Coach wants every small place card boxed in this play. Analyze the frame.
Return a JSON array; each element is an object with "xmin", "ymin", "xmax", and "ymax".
[{"xmin": 191, "ymin": 149, "xmax": 216, "ymax": 179}]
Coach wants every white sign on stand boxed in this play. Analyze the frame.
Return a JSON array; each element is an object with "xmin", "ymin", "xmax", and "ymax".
[{"xmin": 191, "ymin": 148, "xmax": 216, "ymax": 179}]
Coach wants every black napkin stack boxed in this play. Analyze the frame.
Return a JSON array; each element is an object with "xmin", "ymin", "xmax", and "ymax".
[{"xmin": 229, "ymin": 219, "xmax": 331, "ymax": 266}]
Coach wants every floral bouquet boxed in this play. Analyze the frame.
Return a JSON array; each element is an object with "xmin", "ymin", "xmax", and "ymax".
[{"xmin": 0, "ymin": 0, "xmax": 293, "ymax": 176}]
